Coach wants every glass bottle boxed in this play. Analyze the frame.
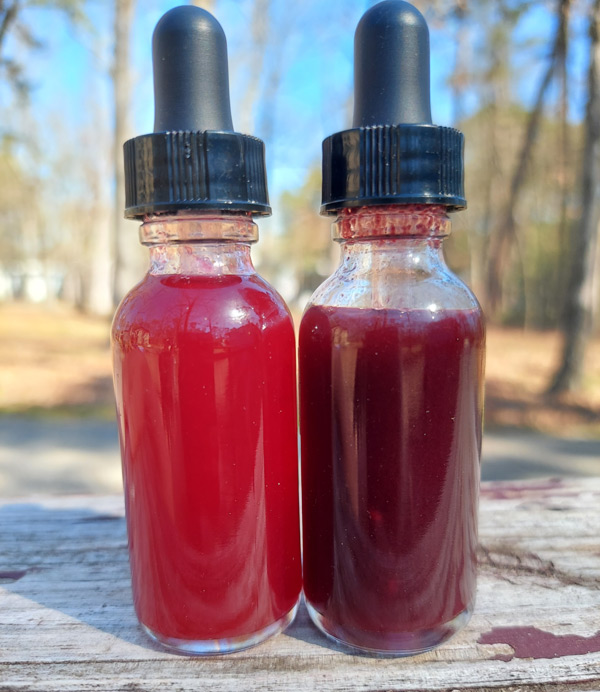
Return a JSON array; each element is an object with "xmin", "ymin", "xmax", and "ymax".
[
  {"xmin": 299, "ymin": 1, "xmax": 485, "ymax": 655},
  {"xmin": 300, "ymin": 205, "xmax": 484, "ymax": 654},
  {"xmin": 111, "ymin": 7, "xmax": 301, "ymax": 654},
  {"xmin": 113, "ymin": 213, "xmax": 301, "ymax": 653}
]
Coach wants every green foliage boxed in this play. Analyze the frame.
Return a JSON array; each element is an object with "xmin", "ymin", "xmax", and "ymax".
[
  {"xmin": 0, "ymin": 138, "xmax": 36, "ymax": 264},
  {"xmin": 457, "ymin": 99, "xmax": 583, "ymax": 328},
  {"xmin": 278, "ymin": 166, "xmax": 333, "ymax": 298}
]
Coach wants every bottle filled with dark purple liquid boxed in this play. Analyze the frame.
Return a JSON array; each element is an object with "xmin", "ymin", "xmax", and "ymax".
[{"xmin": 299, "ymin": 1, "xmax": 485, "ymax": 655}]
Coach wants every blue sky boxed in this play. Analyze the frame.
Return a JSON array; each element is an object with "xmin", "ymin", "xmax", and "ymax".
[{"xmin": 2, "ymin": 0, "xmax": 589, "ymax": 208}]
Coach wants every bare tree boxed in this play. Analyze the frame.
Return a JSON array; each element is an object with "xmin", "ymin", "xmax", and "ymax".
[
  {"xmin": 236, "ymin": 0, "xmax": 270, "ymax": 135},
  {"xmin": 555, "ymin": 0, "xmax": 572, "ymax": 316},
  {"xmin": 112, "ymin": 0, "xmax": 141, "ymax": 305},
  {"xmin": 485, "ymin": 0, "xmax": 571, "ymax": 316},
  {"xmin": 448, "ymin": 0, "xmax": 468, "ymax": 126},
  {"xmin": 82, "ymin": 121, "xmax": 114, "ymax": 316},
  {"xmin": 548, "ymin": 0, "xmax": 600, "ymax": 394}
]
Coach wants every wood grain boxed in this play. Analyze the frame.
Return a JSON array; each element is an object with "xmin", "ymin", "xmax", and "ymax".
[{"xmin": 0, "ymin": 478, "xmax": 599, "ymax": 691}]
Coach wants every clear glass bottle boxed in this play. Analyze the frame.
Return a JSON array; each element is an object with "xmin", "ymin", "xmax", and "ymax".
[
  {"xmin": 112, "ymin": 6, "xmax": 301, "ymax": 654},
  {"xmin": 113, "ymin": 213, "xmax": 301, "ymax": 654},
  {"xmin": 299, "ymin": 205, "xmax": 484, "ymax": 654},
  {"xmin": 299, "ymin": 0, "xmax": 485, "ymax": 655}
]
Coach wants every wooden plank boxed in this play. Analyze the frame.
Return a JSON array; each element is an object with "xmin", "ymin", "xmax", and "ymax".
[{"xmin": 0, "ymin": 478, "xmax": 599, "ymax": 691}]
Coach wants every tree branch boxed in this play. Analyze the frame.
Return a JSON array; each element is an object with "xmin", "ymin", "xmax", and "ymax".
[{"xmin": 0, "ymin": 1, "xmax": 20, "ymax": 51}]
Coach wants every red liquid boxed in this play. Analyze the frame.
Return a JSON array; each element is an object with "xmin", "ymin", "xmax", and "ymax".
[
  {"xmin": 299, "ymin": 305, "xmax": 484, "ymax": 651},
  {"xmin": 112, "ymin": 273, "xmax": 301, "ymax": 643}
]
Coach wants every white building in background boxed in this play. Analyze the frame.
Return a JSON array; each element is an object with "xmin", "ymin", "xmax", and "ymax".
[{"xmin": 0, "ymin": 260, "xmax": 64, "ymax": 302}]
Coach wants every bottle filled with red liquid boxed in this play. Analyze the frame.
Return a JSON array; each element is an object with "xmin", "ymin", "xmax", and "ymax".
[
  {"xmin": 112, "ymin": 7, "xmax": 301, "ymax": 654},
  {"xmin": 299, "ymin": 1, "xmax": 485, "ymax": 655}
]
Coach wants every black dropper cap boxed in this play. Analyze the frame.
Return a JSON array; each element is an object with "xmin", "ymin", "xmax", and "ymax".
[
  {"xmin": 321, "ymin": 0, "xmax": 465, "ymax": 214},
  {"xmin": 124, "ymin": 5, "xmax": 270, "ymax": 219}
]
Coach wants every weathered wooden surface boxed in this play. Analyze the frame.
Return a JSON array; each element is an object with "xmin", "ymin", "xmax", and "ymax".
[{"xmin": 0, "ymin": 477, "xmax": 599, "ymax": 691}]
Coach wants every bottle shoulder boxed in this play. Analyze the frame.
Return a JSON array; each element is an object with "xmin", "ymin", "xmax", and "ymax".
[
  {"xmin": 306, "ymin": 259, "xmax": 482, "ymax": 313},
  {"xmin": 112, "ymin": 272, "xmax": 293, "ymax": 340}
]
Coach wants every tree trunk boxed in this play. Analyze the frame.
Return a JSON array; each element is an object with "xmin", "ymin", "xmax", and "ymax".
[
  {"xmin": 190, "ymin": 1, "xmax": 216, "ymax": 11},
  {"xmin": 548, "ymin": 0, "xmax": 600, "ymax": 394},
  {"xmin": 450, "ymin": 0, "xmax": 468, "ymax": 126},
  {"xmin": 556, "ymin": 0, "xmax": 572, "ymax": 317},
  {"xmin": 485, "ymin": 0, "xmax": 570, "ymax": 316},
  {"xmin": 85, "ymin": 205, "xmax": 114, "ymax": 316},
  {"xmin": 237, "ymin": 0, "xmax": 270, "ymax": 135},
  {"xmin": 83, "ymin": 152, "xmax": 114, "ymax": 316},
  {"xmin": 112, "ymin": 0, "xmax": 141, "ymax": 306}
]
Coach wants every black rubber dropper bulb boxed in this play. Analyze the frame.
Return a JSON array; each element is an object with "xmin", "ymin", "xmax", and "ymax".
[
  {"xmin": 152, "ymin": 6, "xmax": 234, "ymax": 133},
  {"xmin": 321, "ymin": 0, "xmax": 465, "ymax": 214},
  {"xmin": 353, "ymin": 0, "xmax": 431, "ymax": 127},
  {"xmin": 123, "ymin": 5, "xmax": 270, "ymax": 219}
]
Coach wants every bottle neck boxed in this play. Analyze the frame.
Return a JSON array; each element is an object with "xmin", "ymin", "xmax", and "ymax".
[
  {"xmin": 139, "ymin": 213, "xmax": 257, "ymax": 276},
  {"xmin": 308, "ymin": 205, "xmax": 469, "ymax": 311},
  {"xmin": 332, "ymin": 205, "xmax": 450, "ymax": 275},
  {"xmin": 333, "ymin": 204, "xmax": 450, "ymax": 242}
]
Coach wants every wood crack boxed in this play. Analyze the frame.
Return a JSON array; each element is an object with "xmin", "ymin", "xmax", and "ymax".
[{"xmin": 477, "ymin": 544, "xmax": 600, "ymax": 589}]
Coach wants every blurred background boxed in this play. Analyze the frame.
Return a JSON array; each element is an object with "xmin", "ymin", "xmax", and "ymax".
[{"xmin": 0, "ymin": 0, "xmax": 599, "ymax": 495}]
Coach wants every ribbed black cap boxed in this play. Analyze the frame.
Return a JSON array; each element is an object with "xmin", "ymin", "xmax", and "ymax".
[
  {"xmin": 124, "ymin": 6, "xmax": 270, "ymax": 219},
  {"xmin": 321, "ymin": 0, "xmax": 465, "ymax": 214}
]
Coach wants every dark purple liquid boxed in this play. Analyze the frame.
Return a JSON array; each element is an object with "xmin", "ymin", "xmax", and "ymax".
[{"xmin": 299, "ymin": 305, "xmax": 485, "ymax": 651}]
